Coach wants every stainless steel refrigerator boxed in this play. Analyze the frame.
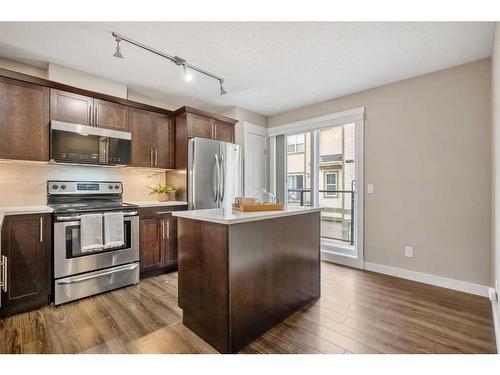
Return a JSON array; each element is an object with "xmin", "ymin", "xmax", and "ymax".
[{"xmin": 188, "ymin": 137, "xmax": 240, "ymax": 210}]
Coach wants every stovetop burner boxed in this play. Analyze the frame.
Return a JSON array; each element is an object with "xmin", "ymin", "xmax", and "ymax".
[{"xmin": 47, "ymin": 180, "xmax": 138, "ymax": 214}]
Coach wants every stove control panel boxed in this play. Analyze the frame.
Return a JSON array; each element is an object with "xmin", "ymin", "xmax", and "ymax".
[{"xmin": 48, "ymin": 181, "xmax": 123, "ymax": 195}]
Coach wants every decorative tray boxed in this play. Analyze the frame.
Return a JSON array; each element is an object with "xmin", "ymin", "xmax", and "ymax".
[{"xmin": 232, "ymin": 203, "xmax": 284, "ymax": 212}]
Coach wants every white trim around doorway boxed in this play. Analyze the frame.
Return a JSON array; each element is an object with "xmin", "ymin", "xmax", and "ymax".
[{"xmin": 272, "ymin": 107, "xmax": 365, "ymax": 269}]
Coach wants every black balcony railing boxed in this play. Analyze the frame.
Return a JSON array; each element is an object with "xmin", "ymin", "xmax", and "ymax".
[{"xmin": 287, "ymin": 188, "xmax": 355, "ymax": 245}]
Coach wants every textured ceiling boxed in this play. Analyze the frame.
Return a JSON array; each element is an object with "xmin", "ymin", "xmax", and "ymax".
[{"xmin": 0, "ymin": 22, "xmax": 494, "ymax": 116}]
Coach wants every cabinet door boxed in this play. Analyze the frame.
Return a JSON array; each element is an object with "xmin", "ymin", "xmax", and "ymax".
[
  {"xmin": 139, "ymin": 218, "xmax": 163, "ymax": 273},
  {"xmin": 94, "ymin": 99, "xmax": 129, "ymax": 131},
  {"xmin": 0, "ymin": 77, "xmax": 50, "ymax": 161},
  {"xmin": 50, "ymin": 89, "xmax": 93, "ymax": 126},
  {"xmin": 213, "ymin": 120, "xmax": 234, "ymax": 143},
  {"xmin": 152, "ymin": 113, "xmax": 174, "ymax": 168},
  {"xmin": 130, "ymin": 108, "xmax": 153, "ymax": 167},
  {"xmin": 163, "ymin": 217, "xmax": 178, "ymax": 265},
  {"xmin": 1, "ymin": 214, "xmax": 51, "ymax": 317},
  {"xmin": 187, "ymin": 113, "xmax": 213, "ymax": 139}
]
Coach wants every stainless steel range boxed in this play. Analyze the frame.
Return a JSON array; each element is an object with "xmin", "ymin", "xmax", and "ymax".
[{"xmin": 48, "ymin": 181, "xmax": 139, "ymax": 305}]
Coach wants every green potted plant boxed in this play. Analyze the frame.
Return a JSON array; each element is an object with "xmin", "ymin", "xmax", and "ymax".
[{"xmin": 147, "ymin": 183, "xmax": 177, "ymax": 202}]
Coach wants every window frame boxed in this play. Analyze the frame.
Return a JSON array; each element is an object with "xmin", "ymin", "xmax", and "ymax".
[
  {"xmin": 323, "ymin": 170, "xmax": 338, "ymax": 198},
  {"xmin": 287, "ymin": 134, "xmax": 305, "ymax": 154}
]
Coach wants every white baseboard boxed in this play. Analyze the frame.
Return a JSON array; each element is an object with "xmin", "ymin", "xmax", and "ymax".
[
  {"xmin": 489, "ymin": 288, "xmax": 500, "ymax": 353},
  {"xmin": 364, "ymin": 262, "xmax": 490, "ymax": 297}
]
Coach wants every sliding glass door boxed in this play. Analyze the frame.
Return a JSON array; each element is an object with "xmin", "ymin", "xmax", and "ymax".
[{"xmin": 285, "ymin": 121, "xmax": 362, "ymax": 267}]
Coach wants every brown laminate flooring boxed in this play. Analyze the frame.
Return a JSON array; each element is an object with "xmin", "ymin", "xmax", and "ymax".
[{"xmin": 0, "ymin": 262, "xmax": 496, "ymax": 354}]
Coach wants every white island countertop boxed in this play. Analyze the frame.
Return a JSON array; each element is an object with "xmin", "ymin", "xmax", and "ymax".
[{"xmin": 172, "ymin": 206, "xmax": 321, "ymax": 225}]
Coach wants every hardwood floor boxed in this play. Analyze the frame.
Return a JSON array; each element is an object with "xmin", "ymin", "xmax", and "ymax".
[{"xmin": 0, "ymin": 262, "xmax": 496, "ymax": 354}]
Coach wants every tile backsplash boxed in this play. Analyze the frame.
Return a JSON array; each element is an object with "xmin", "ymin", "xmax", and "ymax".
[{"xmin": 0, "ymin": 161, "xmax": 166, "ymax": 206}]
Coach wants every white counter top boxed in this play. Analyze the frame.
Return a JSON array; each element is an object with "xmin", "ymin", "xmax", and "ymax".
[
  {"xmin": 127, "ymin": 201, "xmax": 188, "ymax": 207},
  {"xmin": 172, "ymin": 206, "xmax": 321, "ymax": 225}
]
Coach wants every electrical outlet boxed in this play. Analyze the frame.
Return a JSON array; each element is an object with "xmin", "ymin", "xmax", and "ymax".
[
  {"xmin": 367, "ymin": 184, "xmax": 374, "ymax": 194},
  {"xmin": 405, "ymin": 246, "xmax": 413, "ymax": 257}
]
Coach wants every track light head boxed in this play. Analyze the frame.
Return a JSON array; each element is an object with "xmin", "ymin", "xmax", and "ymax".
[
  {"xmin": 113, "ymin": 37, "xmax": 124, "ymax": 59},
  {"xmin": 219, "ymin": 80, "xmax": 227, "ymax": 96},
  {"xmin": 183, "ymin": 64, "xmax": 193, "ymax": 82}
]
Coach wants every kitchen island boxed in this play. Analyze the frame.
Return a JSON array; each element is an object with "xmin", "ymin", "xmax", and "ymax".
[{"xmin": 173, "ymin": 206, "xmax": 321, "ymax": 353}]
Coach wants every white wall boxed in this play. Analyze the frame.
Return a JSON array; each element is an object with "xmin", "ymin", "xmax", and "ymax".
[
  {"xmin": 269, "ymin": 59, "xmax": 492, "ymax": 286},
  {"xmin": 47, "ymin": 63, "xmax": 127, "ymax": 99}
]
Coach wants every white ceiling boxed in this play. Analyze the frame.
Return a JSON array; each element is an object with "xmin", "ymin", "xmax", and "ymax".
[{"xmin": 0, "ymin": 22, "xmax": 494, "ymax": 116}]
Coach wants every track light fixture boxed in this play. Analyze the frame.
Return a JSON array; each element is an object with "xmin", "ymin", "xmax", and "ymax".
[
  {"xmin": 111, "ymin": 32, "xmax": 227, "ymax": 95},
  {"xmin": 183, "ymin": 64, "xmax": 193, "ymax": 82},
  {"xmin": 113, "ymin": 37, "xmax": 123, "ymax": 59},
  {"xmin": 219, "ymin": 80, "xmax": 227, "ymax": 96}
]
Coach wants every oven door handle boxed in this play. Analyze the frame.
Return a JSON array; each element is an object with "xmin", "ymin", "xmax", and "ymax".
[
  {"xmin": 56, "ymin": 211, "xmax": 138, "ymax": 221},
  {"xmin": 55, "ymin": 263, "xmax": 138, "ymax": 285}
]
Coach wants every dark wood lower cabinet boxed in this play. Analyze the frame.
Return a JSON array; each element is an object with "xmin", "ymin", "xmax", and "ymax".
[
  {"xmin": 139, "ymin": 206, "xmax": 185, "ymax": 278},
  {"xmin": 0, "ymin": 213, "xmax": 52, "ymax": 318}
]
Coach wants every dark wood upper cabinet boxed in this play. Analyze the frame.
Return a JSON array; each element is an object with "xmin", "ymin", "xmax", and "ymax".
[
  {"xmin": 175, "ymin": 107, "xmax": 237, "ymax": 169},
  {"xmin": 152, "ymin": 113, "xmax": 174, "ymax": 169},
  {"xmin": 0, "ymin": 213, "xmax": 51, "ymax": 317},
  {"xmin": 93, "ymin": 99, "xmax": 129, "ymax": 131},
  {"xmin": 187, "ymin": 113, "xmax": 214, "ymax": 139},
  {"xmin": 213, "ymin": 120, "xmax": 235, "ymax": 143},
  {"xmin": 51, "ymin": 89, "xmax": 129, "ymax": 131},
  {"xmin": 130, "ymin": 108, "xmax": 174, "ymax": 168},
  {"xmin": 0, "ymin": 77, "xmax": 50, "ymax": 162},
  {"xmin": 50, "ymin": 89, "xmax": 93, "ymax": 126},
  {"xmin": 130, "ymin": 108, "xmax": 154, "ymax": 167}
]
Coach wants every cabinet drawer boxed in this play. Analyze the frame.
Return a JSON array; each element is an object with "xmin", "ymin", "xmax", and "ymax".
[{"xmin": 139, "ymin": 205, "xmax": 187, "ymax": 220}]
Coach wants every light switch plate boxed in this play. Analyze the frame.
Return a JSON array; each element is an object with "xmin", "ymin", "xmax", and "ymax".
[
  {"xmin": 405, "ymin": 246, "xmax": 413, "ymax": 257},
  {"xmin": 367, "ymin": 184, "xmax": 374, "ymax": 194}
]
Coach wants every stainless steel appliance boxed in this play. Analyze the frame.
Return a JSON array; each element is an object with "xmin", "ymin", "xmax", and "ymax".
[
  {"xmin": 48, "ymin": 181, "xmax": 139, "ymax": 305},
  {"xmin": 50, "ymin": 121, "xmax": 132, "ymax": 166},
  {"xmin": 188, "ymin": 137, "xmax": 240, "ymax": 210}
]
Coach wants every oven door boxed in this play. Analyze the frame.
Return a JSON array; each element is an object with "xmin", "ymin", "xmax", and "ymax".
[{"xmin": 53, "ymin": 214, "xmax": 139, "ymax": 279}]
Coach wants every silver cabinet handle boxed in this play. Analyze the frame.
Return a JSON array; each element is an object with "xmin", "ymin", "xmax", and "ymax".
[
  {"xmin": 94, "ymin": 106, "xmax": 98, "ymax": 126},
  {"xmin": 40, "ymin": 217, "xmax": 43, "ymax": 242},
  {"xmin": 1, "ymin": 255, "xmax": 7, "ymax": 292},
  {"xmin": 89, "ymin": 106, "xmax": 92, "ymax": 126},
  {"xmin": 150, "ymin": 148, "xmax": 154, "ymax": 166},
  {"xmin": 155, "ymin": 211, "xmax": 172, "ymax": 215},
  {"xmin": 161, "ymin": 220, "xmax": 165, "ymax": 240},
  {"xmin": 56, "ymin": 263, "xmax": 138, "ymax": 285},
  {"xmin": 166, "ymin": 220, "xmax": 170, "ymax": 239},
  {"xmin": 155, "ymin": 149, "xmax": 158, "ymax": 166}
]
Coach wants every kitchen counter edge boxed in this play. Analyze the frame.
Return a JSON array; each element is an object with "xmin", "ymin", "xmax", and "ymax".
[{"xmin": 172, "ymin": 206, "xmax": 321, "ymax": 225}]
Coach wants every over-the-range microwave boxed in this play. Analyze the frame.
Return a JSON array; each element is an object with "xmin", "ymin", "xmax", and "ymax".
[{"xmin": 50, "ymin": 120, "xmax": 132, "ymax": 166}]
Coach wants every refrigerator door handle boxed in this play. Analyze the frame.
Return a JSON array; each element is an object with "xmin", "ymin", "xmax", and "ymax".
[
  {"xmin": 212, "ymin": 154, "xmax": 219, "ymax": 203},
  {"xmin": 219, "ymin": 154, "xmax": 225, "ymax": 202}
]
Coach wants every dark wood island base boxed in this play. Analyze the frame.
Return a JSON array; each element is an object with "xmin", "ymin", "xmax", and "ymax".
[{"xmin": 176, "ymin": 209, "xmax": 321, "ymax": 353}]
